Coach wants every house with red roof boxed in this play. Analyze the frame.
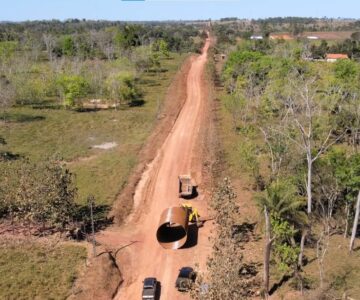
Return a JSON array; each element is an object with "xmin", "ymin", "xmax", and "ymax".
[{"xmin": 325, "ymin": 53, "xmax": 349, "ymax": 62}]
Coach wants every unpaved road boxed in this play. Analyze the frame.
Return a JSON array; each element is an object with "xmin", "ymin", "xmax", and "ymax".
[{"xmin": 97, "ymin": 38, "xmax": 212, "ymax": 300}]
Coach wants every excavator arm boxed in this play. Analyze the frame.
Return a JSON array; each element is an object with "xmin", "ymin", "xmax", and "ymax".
[{"xmin": 182, "ymin": 204, "xmax": 202, "ymax": 226}]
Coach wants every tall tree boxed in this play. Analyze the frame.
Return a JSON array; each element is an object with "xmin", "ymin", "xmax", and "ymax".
[
  {"xmin": 350, "ymin": 191, "xmax": 360, "ymax": 252},
  {"xmin": 42, "ymin": 33, "xmax": 56, "ymax": 61},
  {"xmin": 256, "ymin": 179, "xmax": 306, "ymax": 298},
  {"xmin": 324, "ymin": 150, "xmax": 360, "ymax": 252},
  {"xmin": 281, "ymin": 71, "xmax": 343, "ymax": 214}
]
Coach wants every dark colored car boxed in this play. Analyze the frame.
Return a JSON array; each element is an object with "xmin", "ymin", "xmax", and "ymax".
[
  {"xmin": 142, "ymin": 277, "xmax": 157, "ymax": 299},
  {"xmin": 175, "ymin": 267, "xmax": 196, "ymax": 292}
]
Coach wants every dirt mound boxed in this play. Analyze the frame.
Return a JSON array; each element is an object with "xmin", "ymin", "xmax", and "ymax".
[{"xmin": 68, "ymin": 252, "xmax": 122, "ymax": 300}]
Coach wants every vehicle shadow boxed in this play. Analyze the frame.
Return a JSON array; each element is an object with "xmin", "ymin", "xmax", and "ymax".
[
  {"xmin": 181, "ymin": 187, "xmax": 199, "ymax": 200},
  {"xmin": 181, "ymin": 224, "xmax": 198, "ymax": 249},
  {"xmin": 155, "ymin": 281, "xmax": 162, "ymax": 300}
]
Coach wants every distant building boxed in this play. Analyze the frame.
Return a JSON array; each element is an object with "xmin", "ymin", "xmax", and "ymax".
[
  {"xmin": 269, "ymin": 33, "xmax": 294, "ymax": 40},
  {"xmin": 250, "ymin": 35, "xmax": 263, "ymax": 40},
  {"xmin": 325, "ymin": 53, "xmax": 349, "ymax": 62}
]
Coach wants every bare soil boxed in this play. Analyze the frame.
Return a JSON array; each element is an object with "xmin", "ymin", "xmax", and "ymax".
[
  {"xmin": 92, "ymin": 142, "xmax": 118, "ymax": 150},
  {"xmin": 95, "ymin": 38, "xmax": 213, "ymax": 300}
]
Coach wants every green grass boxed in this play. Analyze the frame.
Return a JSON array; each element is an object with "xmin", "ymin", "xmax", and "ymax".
[
  {"xmin": 0, "ymin": 240, "xmax": 86, "ymax": 300},
  {"xmin": 0, "ymin": 53, "xmax": 187, "ymax": 205}
]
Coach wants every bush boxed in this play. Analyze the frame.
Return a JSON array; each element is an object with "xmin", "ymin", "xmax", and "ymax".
[
  {"xmin": 106, "ymin": 73, "xmax": 143, "ymax": 106},
  {"xmin": 334, "ymin": 59, "xmax": 358, "ymax": 81},
  {"xmin": 56, "ymin": 75, "xmax": 89, "ymax": 107}
]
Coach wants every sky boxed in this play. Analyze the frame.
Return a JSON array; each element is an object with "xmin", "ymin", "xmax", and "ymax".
[{"xmin": 0, "ymin": 0, "xmax": 360, "ymax": 22}]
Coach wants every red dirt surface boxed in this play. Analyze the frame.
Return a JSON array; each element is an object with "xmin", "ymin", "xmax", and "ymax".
[
  {"xmin": 97, "ymin": 38, "xmax": 212, "ymax": 300},
  {"xmin": 110, "ymin": 57, "xmax": 193, "ymax": 225}
]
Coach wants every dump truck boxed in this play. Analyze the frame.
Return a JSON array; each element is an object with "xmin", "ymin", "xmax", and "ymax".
[{"xmin": 178, "ymin": 175, "xmax": 197, "ymax": 198}]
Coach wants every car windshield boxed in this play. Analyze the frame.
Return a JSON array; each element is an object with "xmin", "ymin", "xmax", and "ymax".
[
  {"xmin": 179, "ymin": 267, "xmax": 193, "ymax": 277},
  {"xmin": 144, "ymin": 278, "xmax": 155, "ymax": 287}
]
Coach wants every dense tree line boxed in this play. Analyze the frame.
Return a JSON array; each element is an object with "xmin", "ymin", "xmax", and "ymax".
[
  {"xmin": 0, "ymin": 20, "xmax": 202, "ymax": 57},
  {"xmin": 0, "ymin": 21, "xmax": 205, "ymax": 111},
  {"xmin": 204, "ymin": 38, "xmax": 360, "ymax": 298}
]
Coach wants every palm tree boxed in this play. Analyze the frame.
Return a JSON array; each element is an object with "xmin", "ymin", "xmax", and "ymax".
[{"xmin": 256, "ymin": 179, "xmax": 307, "ymax": 299}]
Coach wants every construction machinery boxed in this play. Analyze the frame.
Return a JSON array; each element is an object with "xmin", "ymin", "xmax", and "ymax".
[
  {"xmin": 175, "ymin": 267, "xmax": 196, "ymax": 292},
  {"xmin": 178, "ymin": 175, "xmax": 197, "ymax": 198},
  {"xmin": 181, "ymin": 203, "xmax": 203, "ymax": 228}
]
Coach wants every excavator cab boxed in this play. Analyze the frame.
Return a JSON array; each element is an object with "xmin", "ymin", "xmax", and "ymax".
[{"xmin": 181, "ymin": 204, "xmax": 203, "ymax": 228}]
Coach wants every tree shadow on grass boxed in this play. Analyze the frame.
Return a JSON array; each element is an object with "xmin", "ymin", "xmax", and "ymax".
[
  {"xmin": 73, "ymin": 107, "xmax": 101, "ymax": 113},
  {"xmin": 32, "ymin": 104, "xmax": 63, "ymax": 110},
  {"xmin": 0, "ymin": 151, "xmax": 22, "ymax": 161},
  {"xmin": 0, "ymin": 112, "xmax": 45, "ymax": 123},
  {"xmin": 354, "ymin": 242, "xmax": 360, "ymax": 252},
  {"xmin": 16, "ymin": 99, "xmax": 62, "ymax": 110},
  {"xmin": 137, "ymin": 78, "xmax": 161, "ymax": 87},
  {"xmin": 129, "ymin": 99, "xmax": 145, "ymax": 107},
  {"xmin": 73, "ymin": 204, "xmax": 113, "ymax": 234},
  {"xmin": 269, "ymin": 274, "xmax": 292, "ymax": 295},
  {"xmin": 147, "ymin": 68, "xmax": 168, "ymax": 74}
]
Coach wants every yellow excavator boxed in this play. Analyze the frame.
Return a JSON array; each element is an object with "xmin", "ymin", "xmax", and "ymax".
[{"xmin": 181, "ymin": 203, "xmax": 203, "ymax": 228}]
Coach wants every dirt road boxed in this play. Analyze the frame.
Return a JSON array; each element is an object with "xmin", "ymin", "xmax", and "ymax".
[{"xmin": 97, "ymin": 38, "xmax": 212, "ymax": 300}]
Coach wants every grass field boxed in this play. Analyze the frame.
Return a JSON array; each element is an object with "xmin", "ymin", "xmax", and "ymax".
[
  {"xmin": 0, "ymin": 54, "xmax": 187, "ymax": 206},
  {"xmin": 0, "ymin": 239, "xmax": 86, "ymax": 300}
]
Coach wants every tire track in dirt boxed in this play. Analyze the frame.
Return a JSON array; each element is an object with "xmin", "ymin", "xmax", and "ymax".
[{"xmin": 97, "ymin": 38, "xmax": 212, "ymax": 300}]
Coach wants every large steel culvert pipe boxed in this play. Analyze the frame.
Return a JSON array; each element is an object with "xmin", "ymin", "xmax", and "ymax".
[{"xmin": 156, "ymin": 206, "xmax": 189, "ymax": 250}]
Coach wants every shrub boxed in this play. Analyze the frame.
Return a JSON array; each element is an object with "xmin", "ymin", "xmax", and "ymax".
[{"xmin": 56, "ymin": 75, "xmax": 89, "ymax": 107}]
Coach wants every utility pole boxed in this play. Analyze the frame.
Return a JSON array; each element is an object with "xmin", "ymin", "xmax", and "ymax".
[{"xmin": 88, "ymin": 195, "xmax": 96, "ymax": 258}]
